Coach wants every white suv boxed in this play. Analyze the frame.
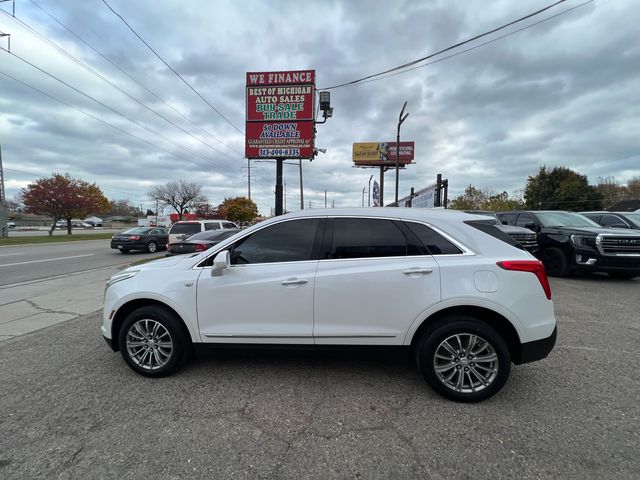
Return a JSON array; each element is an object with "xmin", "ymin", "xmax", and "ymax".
[
  {"xmin": 102, "ymin": 208, "xmax": 556, "ymax": 402},
  {"xmin": 167, "ymin": 220, "xmax": 238, "ymax": 244}
]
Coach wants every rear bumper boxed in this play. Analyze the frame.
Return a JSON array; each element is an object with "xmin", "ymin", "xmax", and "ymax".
[
  {"xmin": 514, "ymin": 326, "xmax": 557, "ymax": 365},
  {"xmin": 111, "ymin": 241, "xmax": 146, "ymax": 250}
]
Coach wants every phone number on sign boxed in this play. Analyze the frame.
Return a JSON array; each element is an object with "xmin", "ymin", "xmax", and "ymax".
[{"xmin": 258, "ymin": 148, "xmax": 300, "ymax": 157}]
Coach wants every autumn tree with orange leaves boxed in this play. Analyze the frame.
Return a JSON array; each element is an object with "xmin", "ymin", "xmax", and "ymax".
[{"xmin": 20, "ymin": 173, "xmax": 110, "ymax": 236}]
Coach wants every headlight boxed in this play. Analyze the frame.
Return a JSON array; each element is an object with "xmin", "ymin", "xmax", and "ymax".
[
  {"xmin": 570, "ymin": 235, "xmax": 597, "ymax": 249},
  {"xmin": 106, "ymin": 270, "xmax": 139, "ymax": 289}
]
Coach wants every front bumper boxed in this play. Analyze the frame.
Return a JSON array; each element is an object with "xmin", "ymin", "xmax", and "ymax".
[
  {"xmin": 514, "ymin": 326, "xmax": 557, "ymax": 365},
  {"xmin": 572, "ymin": 250, "xmax": 640, "ymax": 273}
]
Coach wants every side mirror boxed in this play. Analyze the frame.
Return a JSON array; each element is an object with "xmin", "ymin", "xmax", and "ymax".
[{"xmin": 211, "ymin": 250, "xmax": 230, "ymax": 276}]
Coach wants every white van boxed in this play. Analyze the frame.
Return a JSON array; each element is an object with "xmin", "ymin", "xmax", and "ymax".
[{"xmin": 167, "ymin": 220, "xmax": 238, "ymax": 244}]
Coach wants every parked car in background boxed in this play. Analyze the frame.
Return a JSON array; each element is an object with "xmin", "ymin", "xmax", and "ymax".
[
  {"xmin": 167, "ymin": 220, "xmax": 239, "ymax": 244},
  {"xmin": 103, "ymin": 208, "xmax": 557, "ymax": 402},
  {"xmin": 166, "ymin": 229, "xmax": 240, "ymax": 256},
  {"xmin": 497, "ymin": 210, "xmax": 640, "ymax": 279},
  {"xmin": 580, "ymin": 211, "xmax": 640, "ymax": 230},
  {"xmin": 464, "ymin": 211, "xmax": 538, "ymax": 253},
  {"xmin": 7, "ymin": 221, "xmax": 15, "ymax": 229},
  {"xmin": 111, "ymin": 227, "xmax": 168, "ymax": 254}
]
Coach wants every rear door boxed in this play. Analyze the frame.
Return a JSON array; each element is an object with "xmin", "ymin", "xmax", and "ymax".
[{"xmin": 313, "ymin": 217, "xmax": 440, "ymax": 346}]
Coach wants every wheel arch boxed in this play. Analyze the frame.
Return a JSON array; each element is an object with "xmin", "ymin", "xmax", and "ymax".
[
  {"xmin": 409, "ymin": 305, "xmax": 524, "ymax": 363},
  {"xmin": 111, "ymin": 299, "xmax": 193, "ymax": 352}
]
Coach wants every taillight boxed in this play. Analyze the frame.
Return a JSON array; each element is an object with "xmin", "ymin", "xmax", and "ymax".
[
  {"xmin": 497, "ymin": 260, "xmax": 552, "ymax": 300},
  {"xmin": 129, "ymin": 235, "xmax": 140, "ymax": 240},
  {"xmin": 193, "ymin": 243, "xmax": 206, "ymax": 252}
]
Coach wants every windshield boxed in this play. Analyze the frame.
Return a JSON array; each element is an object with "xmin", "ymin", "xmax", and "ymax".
[
  {"xmin": 536, "ymin": 212, "xmax": 600, "ymax": 228},
  {"xmin": 122, "ymin": 227, "xmax": 151, "ymax": 234},
  {"xmin": 624, "ymin": 214, "xmax": 640, "ymax": 228}
]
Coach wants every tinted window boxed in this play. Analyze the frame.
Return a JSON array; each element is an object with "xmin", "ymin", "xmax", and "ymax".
[
  {"xmin": 222, "ymin": 222, "xmax": 237, "ymax": 229},
  {"xmin": 325, "ymin": 218, "xmax": 407, "ymax": 259},
  {"xmin": 498, "ymin": 213, "xmax": 517, "ymax": 225},
  {"xmin": 464, "ymin": 220, "xmax": 524, "ymax": 250},
  {"xmin": 230, "ymin": 219, "xmax": 320, "ymax": 264},
  {"xmin": 405, "ymin": 222, "xmax": 462, "ymax": 255},
  {"xmin": 123, "ymin": 227, "xmax": 152, "ymax": 235},
  {"xmin": 170, "ymin": 223, "xmax": 201, "ymax": 234},
  {"xmin": 536, "ymin": 212, "xmax": 600, "ymax": 228},
  {"xmin": 515, "ymin": 213, "xmax": 535, "ymax": 227},
  {"xmin": 204, "ymin": 223, "xmax": 221, "ymax": 231},
  {"xmin": 600, "ymin": 214, "xmax": 627, "ymax": 227}
]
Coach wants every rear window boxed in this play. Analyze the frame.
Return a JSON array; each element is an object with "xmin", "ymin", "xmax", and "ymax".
[
  {"xmin": 404, "ymin": 222, "xmax": 462, "ymax": 255},
  {"xmin": 122, "ymin": 227, "xmax": 151, "ymax": 235},
  {"xmin": 464, "ymin": 220, "xmax": 524, "ymax": 250},
  {"xmin": 204, "ymin": 223, "xmax": 221, "ymax": 231},
  {"xmin": 170, "ymin": 223, "xmax": 201, "ymax": 234}
]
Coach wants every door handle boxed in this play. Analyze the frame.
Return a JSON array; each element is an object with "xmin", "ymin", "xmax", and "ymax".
[
  {"xmin": 281, "ymin": 278, "xmax": 308, "ymax": 286},
  {"xmin": 403, "ymin": 268, "xmax": 433, "ymax": 275}
]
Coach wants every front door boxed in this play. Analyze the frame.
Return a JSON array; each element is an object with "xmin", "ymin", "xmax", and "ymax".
[{"xmin": 196, "ymin": 218, "xmax": 324, "ymax": 344}]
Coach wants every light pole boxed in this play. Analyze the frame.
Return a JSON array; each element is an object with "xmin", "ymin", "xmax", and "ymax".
[
  {"xmin": 368, "ymin": 174, "xmax": 373, "ymax": 207},
  {"xmin": 395, "ymin": 101, "xmax": 409, "ymax": 206},
  {"xmin": 361, "ymin": 187, "xmax": 366, "ymax": 207}
]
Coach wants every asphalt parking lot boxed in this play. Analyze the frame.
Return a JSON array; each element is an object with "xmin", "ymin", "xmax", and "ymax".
[{"xmin": 1, "ymin": 275, "xmax": 638, "ymax": 479}]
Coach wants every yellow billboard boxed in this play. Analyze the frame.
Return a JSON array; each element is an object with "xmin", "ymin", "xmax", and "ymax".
[{"xmin": 352, "ymin": 142, "xmax": 414, "ymax": 166}]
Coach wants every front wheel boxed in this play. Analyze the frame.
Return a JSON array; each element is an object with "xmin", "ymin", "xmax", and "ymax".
[
  {"xmin": 118, "ymin": 306, "xmax": 190, "ymax": 377},
  {"xmin": 539, "ymin": 247, "xmax": 570, "ymax": 277},
  {"xmin": 416, "ymin": 317, "xmax": 511, "ymax": 402}
]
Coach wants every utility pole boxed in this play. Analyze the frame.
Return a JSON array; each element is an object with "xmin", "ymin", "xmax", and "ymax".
[
  {"xmin": 368, "ymin": 174, "xmax": 373, "ymax": 207},
  {"xmin": 299, "ymin": 159, "xmax": 304, "ymax": 210},
  {"xmin": 275, "ymin": 158, "xmax": 284, "ymax": 215},
  {"xmin": 362, "ymin": 187, "xmax": 365, "ymax": 207},
  {"xmin": 324, "ymin": 190, "xmax": 327, "ymax": 208},
  {"xmin": 395, "ymin": 101, "xmax": 409, "ymax": 206},
  {"xmin": 0, "ymin": 144, "xmax": 8, "ymax": 237},
  {"xmin": 247, "ymin": 158, "xmax": 251, "ymax": 199}
]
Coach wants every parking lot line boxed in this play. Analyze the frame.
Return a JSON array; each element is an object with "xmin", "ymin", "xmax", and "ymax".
[{"xmin": 0, "ymin": 254, "xmax": 94, "ymax": 268}]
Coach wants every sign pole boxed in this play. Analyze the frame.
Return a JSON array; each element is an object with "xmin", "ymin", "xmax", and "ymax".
[
  {"xmin": 379, "ymin": 166, "xmax": 385, "ymax": 207},
  {"xmin": 275, "ymin": 158, "xmax": 284, "ymax": 216}
]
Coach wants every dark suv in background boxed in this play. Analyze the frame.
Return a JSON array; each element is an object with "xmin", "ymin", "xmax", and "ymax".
[
  {"xmin": 497, "ymin": 211, "xmax": 640, "ymax": 279},
  {"xmin": 464, "ymin": 211, "xmax": 538, "ymax": 253},
  {"xmin": 580, "ymin": 211, "xmax": 640, "ymax": 230}
]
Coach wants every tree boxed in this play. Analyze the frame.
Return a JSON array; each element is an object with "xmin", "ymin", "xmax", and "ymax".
[
  {"xmin": 20, "ymin": 173, "xmax": 109, "ymax": 236},
  {"xmin": 148, "ymin": 180, "xmax": 206, "ymax": 220},
  {"xmin": 524, "ymin": 166, "xmax": 603, "ymax": 211},
  {"xmin": 448, "ymin": 186, "xmax": 524, "ymax": 211},
  {"xmin": 626, "ymin": 176, "xmax": 640, "ymax": 198},
  {"xmin": 596, "ymin": 176, "xmax": 627, "ymax": 209},
  {"xmin": 221, "ymin": 197, "xmax": 258, "ymax": 225},
  {"xmin": 108, "ymin": 199, "xmax": 142, "ymax": 217}
]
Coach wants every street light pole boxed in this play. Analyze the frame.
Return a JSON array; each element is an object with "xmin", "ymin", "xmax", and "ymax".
[
  {"xmin": 361, "ymin": 187, "xmax": 365, "ymax": 207},
  {"xmin": 368, "ymin": 174, "xmax": 373, "ymax": 207},
  {"xmin": 395, "ymin": 101, "xmax": 409, "ymax": 207}
]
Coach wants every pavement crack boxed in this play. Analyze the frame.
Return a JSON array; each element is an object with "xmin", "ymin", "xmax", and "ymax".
[{"xmin": 23, "ymin": 299, "xmax": 77, "ymax": 317}]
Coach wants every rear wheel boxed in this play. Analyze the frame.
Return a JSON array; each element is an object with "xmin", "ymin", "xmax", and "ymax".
[
  {"xmin": 539, "ymin": 247, "xmax": 570, "ymax": 277},
  {"xmin": 416, "ymin": 316, "xmax": 511, "ymax": 402},
  {"xmin": 118, "ymin": 306, "xmax": 190, "ymax": 377},
  {"xmin": 147, "ymin": 241, "xmax": 157, "ymax": 253}
]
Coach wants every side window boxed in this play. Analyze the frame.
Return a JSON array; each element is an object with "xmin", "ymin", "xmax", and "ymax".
[
  {"xmin": 404, "ymin": 222, "xmax": 462, "ymax": 255},
  {"xmin": 600, "ymin": 214, "xmax": 628, "ymax": 228},
  {"xmin": 205, "ymin": 223, "xmax": 220, "ymax": 231},
  {"xmin": 515, "ymin": 213, "xmax": 535, "ymax": 228},
  {"xmin": 325, "ymin": 218, "xmax": 408, "ymax": 259},
  {"xmin": 150, "ymin": 229, "xmax": 161, "ymax": 235},
  {"xmin": 222, "ymin": 222, "xmax": 236, "ymax": 229},
  {"xmin": 229, "ymin": 219, "xmax": 321, "ymax": 264},
  {"xmin": 498, "ymin": 213, "xmax": 516, "ymax": 225}
]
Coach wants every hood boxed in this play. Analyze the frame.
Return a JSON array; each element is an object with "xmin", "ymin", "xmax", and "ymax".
[{"xmin": 544, "ymin": 226, "xmax": 640, "ymax": 236}]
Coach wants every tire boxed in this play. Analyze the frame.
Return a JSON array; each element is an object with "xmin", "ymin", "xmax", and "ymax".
[
  {"xmin": 608, "ymin": 272, "xmax": 637, "ymax": 280},
  {"xmin": 539, "ymin": 247, "xmax": 570, "ymax": 277},
  {"xmin": 147, "ymin": 241, "xmax": 157, "ymax": 253},
  {"xmin": 120, "ymin": 248, "xmax": 130, "ymax": 254},
  {"xmin": 118, "ymin": 306, "xmax": 190, "ymax": 377},
  {"xmin": 416, "ymin": 316, "xmax": 511, "ymax": 402}
]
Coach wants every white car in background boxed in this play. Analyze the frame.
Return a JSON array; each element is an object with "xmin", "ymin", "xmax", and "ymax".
[{"xmin": 102, "ymin": 208, "xmax": 557, "ymax": 402}]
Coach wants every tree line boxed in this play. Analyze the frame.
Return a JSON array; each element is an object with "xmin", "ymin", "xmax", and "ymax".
[
  {"xmin": 17, "ymin": 174, "xmax": 258, "ymax": 236},
  {"xmin": 449, "ymin": 166, "xmax": 640, "ymax": 212}
]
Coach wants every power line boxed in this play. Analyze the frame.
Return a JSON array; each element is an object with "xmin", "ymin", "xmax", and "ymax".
[
  {"xmin": 321, "ymin": 0, "xmax": 569, "ymax": 90},
  {"xmin": 0, "ymin": 49, "xmax": 239, "ymax": 175},
  {"xmin": 26, "ymin": 0, "xmax": 244, "ymax": 159},
  {"xmin": 0, "ymin": 69, "xmax": 232, "ymax": 176},
  {"xmin": 100, "ymin": 0, "xmax": 245, "ymax": 136},
  {"xmin": 354, "ymin": 1, "xmax": 594, "ymax": 88},
  {"xmin": 1, "ymin": 7, "xmax": 241, "ymax": 163}
]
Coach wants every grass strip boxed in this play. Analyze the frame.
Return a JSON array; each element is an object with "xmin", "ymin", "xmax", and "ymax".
[{"xmin": 0, "ymin": 232, "xmax": 115, "ymax": 245}]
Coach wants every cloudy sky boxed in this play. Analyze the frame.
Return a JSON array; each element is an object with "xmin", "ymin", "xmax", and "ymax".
[{"xmin": 0, "ymin": 0, "xmax": 638, "ymax": 215}]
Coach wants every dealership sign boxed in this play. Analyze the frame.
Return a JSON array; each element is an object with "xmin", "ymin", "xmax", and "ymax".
[
  {"xmin": 352, "ymin": 142, "xmax": 415, "ymax": 166},
  {"xmin": 246, "ymin": 70, "xmax": 315, "ymax": 159}
]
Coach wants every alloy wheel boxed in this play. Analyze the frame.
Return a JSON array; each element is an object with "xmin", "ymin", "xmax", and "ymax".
[
  {"xmin": 433, "ymin": 333, "xmax": 499, "ymax": 394},
  {"xmin": 125, "ymin": 319, "xmax": 173, "ymax": 370}
]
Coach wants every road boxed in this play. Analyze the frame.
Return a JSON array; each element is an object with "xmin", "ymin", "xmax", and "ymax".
[
  {"xmin": 0, "ymin": 239, "xmax": 162, "ymax": 340},
  {"xmin": 0, "ymin": 275, "xmax": 638, "ymax": 479},
  {"xmin": 0, "ymin": 239, "xmax": 156, "ymax": 286}
]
